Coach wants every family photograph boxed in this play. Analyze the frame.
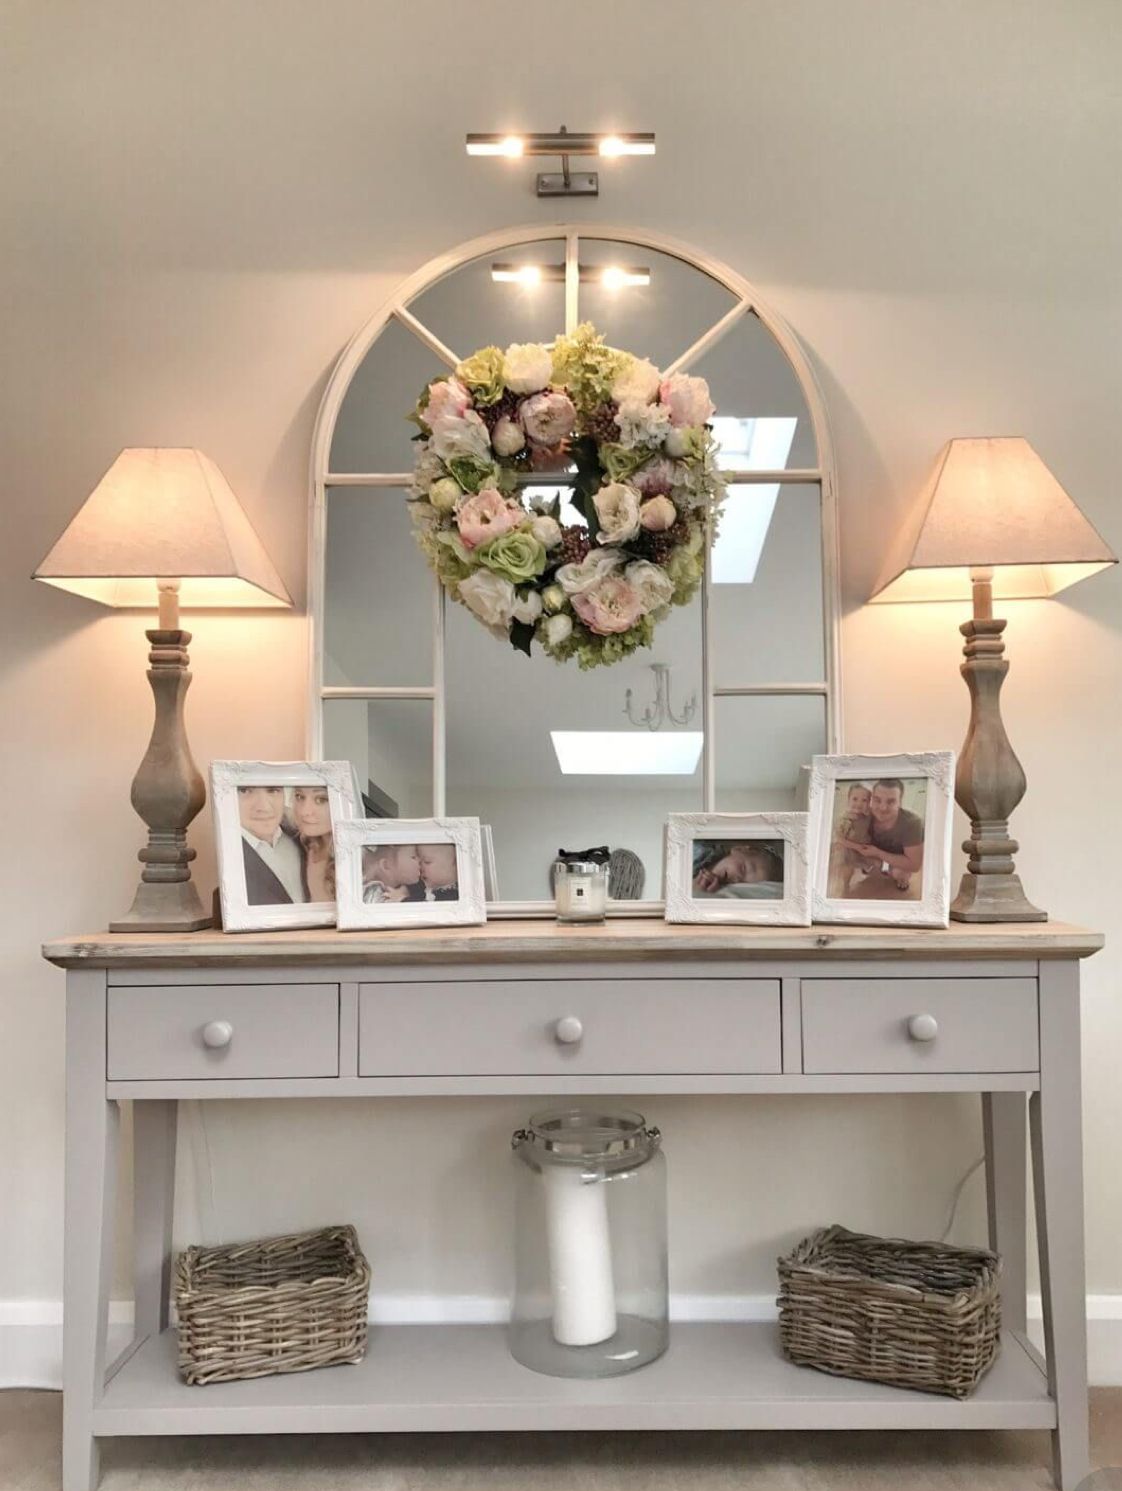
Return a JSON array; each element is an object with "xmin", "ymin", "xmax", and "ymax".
[
  {"xmin": 691, "ymin": 838, "xmax": 786, "ymax": 900},
  {"xmin": 826, "ymin": 776, "xmax": 927, "ymax": 901},
  {"xmin": 238, "ymin": 783, "xmax": 336, "ymax": 906},
  {"xmin": 362, "ymin": 842, "xmax": 461, "ymax": 904}
]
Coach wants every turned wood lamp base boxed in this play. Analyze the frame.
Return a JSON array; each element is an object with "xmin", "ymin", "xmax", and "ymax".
[
  {"xmin": 109, "ymin": 581, "xmax": 213, "ymax": 933},
  {"xmin": 949, "ymin": 567, "xmax": 1046, "ymax": 924}
]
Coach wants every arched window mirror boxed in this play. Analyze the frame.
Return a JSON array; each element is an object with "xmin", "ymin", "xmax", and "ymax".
[{"xmin": 308, "ymin": 226, "xmax": 841, "ymax": 913}]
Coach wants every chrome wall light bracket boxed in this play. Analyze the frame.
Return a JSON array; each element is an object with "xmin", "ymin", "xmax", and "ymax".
[{"xmin": 465, "ymin": 127, "xmax": 655, "ymax": 198}]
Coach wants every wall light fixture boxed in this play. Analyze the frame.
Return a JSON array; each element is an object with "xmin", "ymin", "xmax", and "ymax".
[{"xmin": 466, "ymin": 127, "xmax": 655, "ymax": 196}]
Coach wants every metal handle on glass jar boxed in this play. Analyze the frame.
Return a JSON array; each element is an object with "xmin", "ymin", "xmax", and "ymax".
[
  {"xmin": 907, "ymin": 1012, "xmax": 939, "ymax": 1043},
  {"xmin": 202, "ymin": 1019, "xmax": 234, "ymax": 1050},
  {"xmin": 554, "ymin": 1015, "xmax": 584, "ymax": 1045}
]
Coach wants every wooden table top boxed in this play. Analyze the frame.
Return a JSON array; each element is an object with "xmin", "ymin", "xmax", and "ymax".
[{"xmin": 42, "ymin": 918, "xmax": 1105, "ymax": 969}]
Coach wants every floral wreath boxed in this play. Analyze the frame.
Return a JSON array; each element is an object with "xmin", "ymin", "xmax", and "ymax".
[{"xmin": 406, "ymin": 323, "xmax": 724, "ymax": 669}]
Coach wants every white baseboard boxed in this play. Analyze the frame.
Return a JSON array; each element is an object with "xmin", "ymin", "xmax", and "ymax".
[{"xmin": 5, "ymin": 1294, "xmax": 1122, "ymax": 1391}]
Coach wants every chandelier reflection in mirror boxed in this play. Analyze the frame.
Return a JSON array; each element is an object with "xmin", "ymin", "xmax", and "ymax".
[
  {"xmin": 625, "ymin": 664, "xmax": 697, "ymax": 731},
  {"xmin": 310, "ymin": 227, "xmax": 840, "ymax": 913}
]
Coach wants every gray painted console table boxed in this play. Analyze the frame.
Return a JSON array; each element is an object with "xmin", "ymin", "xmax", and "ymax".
[{"xmin": 43, "ymin": 919, "xmax": 1104, "ymax": 1491}]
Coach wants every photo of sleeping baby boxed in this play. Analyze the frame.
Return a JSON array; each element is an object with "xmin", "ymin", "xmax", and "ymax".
[
  {"xmin": 827, "ymin": 777, "xmax": 928, "ymax": 901},
  {"xmin": 691, "ymin": 838, "xmax": 786, "ymax": 900},
  {"xmin": 361, "ymin": 841, "xmax": 461, "ymax": 904}
]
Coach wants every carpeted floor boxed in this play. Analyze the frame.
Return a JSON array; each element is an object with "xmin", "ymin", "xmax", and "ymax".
[{"xmin": 4, "ymin": 1388, "xmax": 1121, "ymax": 1490}]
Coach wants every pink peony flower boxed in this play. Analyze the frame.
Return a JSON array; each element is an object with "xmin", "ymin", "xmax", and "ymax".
[
  {"xmin": 521, "ymin": 389, "xmax": 577, "ymax": 446},
  {"xmin": 455, "ymin": 488, "xmax": 524, "ymax": 551},
  {"xmin": 425, "ymin": 377, "xmax": 472, "ymax": 426},
  {"xmin": 639, "ymin": 495, "xmax": 677, "ymax": 532},
  {"xmin": 658, "ymin": 373, "xmax": 715, "ymax": 428},
  {"xmin": 571, "ymin": 576, "xmax": 645, "ymax": 635},
  {"xmin": 633, "ymin": 457, "xmax": 678, "ymax": 496}
]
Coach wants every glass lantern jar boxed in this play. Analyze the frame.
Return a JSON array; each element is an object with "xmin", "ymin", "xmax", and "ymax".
[{"xmin": 509, "ymin": 1108, "xmax": 668, "ymax": 1379}]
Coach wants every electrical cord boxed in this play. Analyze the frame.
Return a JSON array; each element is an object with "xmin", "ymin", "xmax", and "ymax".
[{"xmin": 938, "ymin": 1155, "xmax": 986, "ymax": 1243}]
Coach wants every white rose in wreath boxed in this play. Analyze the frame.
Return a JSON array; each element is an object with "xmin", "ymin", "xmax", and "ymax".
[
  {"xmin": 555, "ymin": 546, "xmax": 624, "ymax": 596},
  {"xmin": 625, "ymin": 559, "xmax": 675, "ymax": 616},
  {"xmin": 593, "ymin": 482, "xmax": 642, "ymax": 545},
  {"xmin": 543, "ymin": 613, "xmax": 573, "ymax": 647},
  {"xmin": 610, "ymin": 356, "xmax": 661, "ymax": 407},
  {"xmin": 530, "ymin": 514, "xmax": 563, "ymax": 549},
  {"xmin": 512, "ymin": 589, "xmax": 544, "ymax": 625},
  {"xmin": 457, "ymin": 568, "xmax": 515, "ymax": 630},
  {"xmin": 503, "ymin": 342, "xmax": 553, "ymax": 395},
  {"xmin": 491, "ymin": 416, "xmax": 526, "ymax": 457}
]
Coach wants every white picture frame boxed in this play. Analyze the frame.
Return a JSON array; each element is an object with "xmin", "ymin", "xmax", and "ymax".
[
  {"xmin": 664, "ymin": 813, "xmax": 811, "ymax": 926},
  {"xmin": 211, "ymin": 760, "xmax": 360, "ymax": 933},
  {"xmin": 334, "ymin": 817, "xmax": 487, "ymax": 931},
  {"xmin": 807, "ymin": 751, "xmax": 956, "ymax": 928}
]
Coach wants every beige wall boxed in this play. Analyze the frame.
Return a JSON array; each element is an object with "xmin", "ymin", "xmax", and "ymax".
[{"xmin": 3, "ymin": 1, "xmax": 1120, "ymax": 1311}]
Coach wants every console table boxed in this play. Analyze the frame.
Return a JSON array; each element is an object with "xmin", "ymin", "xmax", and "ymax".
[{"xmin": 43, "ymin": 919, "xmax": 1103, "ymax": 1491}]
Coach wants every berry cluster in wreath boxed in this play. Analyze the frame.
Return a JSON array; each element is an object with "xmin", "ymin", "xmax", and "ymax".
[{"xmin": 407, "ymin": 323, "xmax": 725, "ymax": 669}]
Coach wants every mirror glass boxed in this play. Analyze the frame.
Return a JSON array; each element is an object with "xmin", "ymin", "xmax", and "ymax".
[
  {"xmin": 577, "ymin": 239, "xmax": 738, "ymax": 372},
  {"xmin": 323, "ymin": 487, "xmax": 432, "ymax": 687},
  {"xmin": 406, "ymin": 240, "xmax": 568, "ymax": 363},
  {"xmin": 714, "ymin": 694, "xmax": 827, "ymax": 810},
  {"xmin": 444, "ymin": 583, "xmax": 702, "ymax": 903},
  {"xmin": 710, "ymin": 484, "xmax": 824, "ymax": 686},
  {"xmin": 323, "ymin": 698, "xmax": 433, "ymax": 818},
  {"xmin": 316, "ymin": 233, "xmax": 835, "ymax": 908}
]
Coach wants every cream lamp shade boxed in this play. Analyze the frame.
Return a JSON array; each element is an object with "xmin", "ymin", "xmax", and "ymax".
[
  {"xmin": 870, "ymin": 436, "xmax": 1116, "ymax": 604},
  {"xmin": 32, "ymin": 447, "xmax": 292, "ymax": 608}
]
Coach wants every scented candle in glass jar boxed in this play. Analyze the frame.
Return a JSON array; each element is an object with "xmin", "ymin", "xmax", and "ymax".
[{"xmin": 553, "ymin": 854, "xmax": 609, "ymax": 922}]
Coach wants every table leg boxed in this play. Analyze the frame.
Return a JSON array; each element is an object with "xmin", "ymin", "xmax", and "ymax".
[
  {"xmin": 63, "ymin": 972, "xmax": 119, "ymax": 1491},
  {"xmin": 132, "ymin": 1100, "xmax": 178, "ymax": 1341},
  {"xmin": 982, "ymin": 1090, "xmax": 1028, "ymax": 1334},
  {"xmin": 1030, "ymin": 960, "xmax": 1090, "ymax": 1491}
]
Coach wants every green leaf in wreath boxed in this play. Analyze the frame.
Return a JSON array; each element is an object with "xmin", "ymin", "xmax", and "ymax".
[{"xmin": 509, "ymin": 619, "xmax": 535, "ymax": 657}]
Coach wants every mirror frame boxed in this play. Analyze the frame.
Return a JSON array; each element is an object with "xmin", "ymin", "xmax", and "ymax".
[{"xmin": 307, "ymin": 224, "xmax": 842, "ymax": 917}]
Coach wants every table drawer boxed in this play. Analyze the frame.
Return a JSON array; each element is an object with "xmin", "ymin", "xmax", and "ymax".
[
  {"xmin": 107, "ymin": 984, "xmax": 340, "ymax": 1081},
  {"xmin": 359, "ymin": 979, "xmax": 781, "ymax": 1076},
  {"xmin": 801, "ymin": 978, "xmax": 1038, "ymax": 1074}
]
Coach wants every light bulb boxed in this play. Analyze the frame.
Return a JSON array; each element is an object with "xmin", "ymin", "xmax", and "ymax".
[
  {"xmin": 600, "ymin": 266, "xmax": 651, "ymax": 289},
  {"xmin": 598, "ymin": 135, "xmax": 656, "ymax": 157},
  {"xmin": 466, "ymin": 136, "xmax": 525, "ymax": 157}
]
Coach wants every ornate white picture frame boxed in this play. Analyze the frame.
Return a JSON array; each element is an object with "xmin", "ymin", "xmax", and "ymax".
[
  {"xmin": 807, "ymin": 752, "xmax": 955, "ymax": 928},
  {"xmin": 664, "ymin": 813, "xmax": 811, "ymax": 926},
  {"xmin": 211, "ymin": 760, "xmax": 360, "ymax": 933},
  {"xmin": 334, "ymin": 817, "xmax": 487, "ymax": 931}
]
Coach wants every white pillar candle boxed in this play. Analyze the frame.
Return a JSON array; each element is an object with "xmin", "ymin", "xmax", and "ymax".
[{"xmin": 543, "ymin": 1163, "xmax": 617, "ymax": 1346}]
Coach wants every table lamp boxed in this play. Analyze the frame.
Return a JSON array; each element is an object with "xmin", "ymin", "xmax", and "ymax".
[
  {"xmin": 33, "ymin": 448, "xmax": 292, "ymax": 931},
  {"xmin": 870, "ymin": 436, "xmax": 1115, "ymax": 922}
]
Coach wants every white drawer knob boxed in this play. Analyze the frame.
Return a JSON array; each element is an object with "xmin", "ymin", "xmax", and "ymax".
[
  {"xmin": 907, "ymin": 1013, "xmax": 939, "ymax": 1043},
  {"xmin": 554, "ymin": 1015, "xmax": 584, "ymax": 1045},
  {"xmin": 202, "ymin": 1019, "xmax": 234, "ymax": 1049}
]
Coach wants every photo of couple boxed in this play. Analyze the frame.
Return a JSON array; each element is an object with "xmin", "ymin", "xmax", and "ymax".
[
  {"xmin": 238, "ymin": 783, "xmax": 337, "ymax": 906},
  {"xmin": 691, "ymin": 838, "xmax": 786, "ymax": 900},
  {"xmin": 362, "ymin": 842, "xmax": 461, "ymax": 904},
  {"xmin": 827, "ymin": 777, "xmax": 927, "ymax": 901}
]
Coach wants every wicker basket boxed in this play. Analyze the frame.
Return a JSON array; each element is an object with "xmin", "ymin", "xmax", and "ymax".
[
  {"xmin": 777, "ymin": 1225, "xmax": 1001, "ymax": 1399},
  {"xmin": 175, "ymin": 1224, "xmax": 371, "ymax": 1386}
]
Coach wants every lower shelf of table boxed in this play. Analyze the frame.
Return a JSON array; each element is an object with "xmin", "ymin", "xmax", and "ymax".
[{"xmin": 93, "ymin": 1324, "xmax": 1055, "ymax": 1436}]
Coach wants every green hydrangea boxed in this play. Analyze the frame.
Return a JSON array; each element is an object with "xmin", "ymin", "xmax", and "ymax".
[
  {"xmin": 478, "ymin": 529, "xmax": 547, "ymax": 584},
  {"xmin": 543, "ymin": 613, "xmax": 656, "ymax": 670},
  {"xmin": 447, "ymin": 455, "xmax": 501, "ymax": 494},
  {"xmin": 455, "ymin": 346, "xmax": 506, "ymax": 406},
  {"xmin": 600, "ymin": 443, "xmax": 652, "ymax": 485},
  {"xmin": 550, "ymin": 323, "xmax": 630, "ymax": 414}
]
